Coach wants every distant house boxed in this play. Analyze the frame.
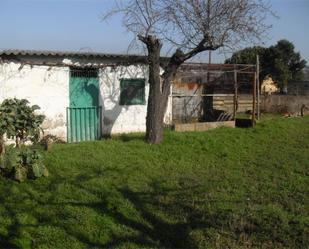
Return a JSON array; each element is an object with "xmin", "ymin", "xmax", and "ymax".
[
  {"xmin": 261, "ymin": 76, "xmax": 280, "ymax": 95},
  {"xmin": 0, "ymin": 49, "xmax": 173, "ymax": 142}
]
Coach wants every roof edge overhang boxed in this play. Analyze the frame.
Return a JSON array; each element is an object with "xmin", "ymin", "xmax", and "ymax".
[{"xmin": 0, "ymin": 49, "xmax": 256, "ymax": 72}]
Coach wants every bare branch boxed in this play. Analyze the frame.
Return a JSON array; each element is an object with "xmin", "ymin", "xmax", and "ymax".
[
  {"xmin": 103, "ymin": 0, "xmax": 275, "ymax": 144},
  {"xmin": 104, "ymin": 0, "xmax": 273, "ymax": 55}
]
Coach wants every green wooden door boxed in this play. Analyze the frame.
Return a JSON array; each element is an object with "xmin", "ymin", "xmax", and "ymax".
[{"xmin": 67, "ymin": 69, "xmax": 102, "ymax": 143}]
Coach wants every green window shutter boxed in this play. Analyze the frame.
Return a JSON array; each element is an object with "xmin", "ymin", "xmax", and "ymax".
[{"xmin": 120, "ymin": 79, "xmax": 146, "ymax": 105}]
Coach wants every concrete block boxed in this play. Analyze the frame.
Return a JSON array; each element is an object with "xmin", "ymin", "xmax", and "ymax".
[{"xmin": 174, "ymin": 121, "xmax": 235, "ymax": 132}]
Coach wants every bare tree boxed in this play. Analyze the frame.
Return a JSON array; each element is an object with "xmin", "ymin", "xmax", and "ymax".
[{"xmin": 104, "ymin": 0, "xmax": 273, "ymax": 144}]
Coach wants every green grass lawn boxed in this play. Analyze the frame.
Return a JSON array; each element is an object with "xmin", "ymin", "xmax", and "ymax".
[{"xmin": 1, "ymin": 115, "xmax": 309, "ymax": 249}]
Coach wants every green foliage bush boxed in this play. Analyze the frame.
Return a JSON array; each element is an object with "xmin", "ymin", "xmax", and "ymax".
[
  {"xmin": 0, "ymin": 98, "xmax": 45, "ymax": 147},
  {"xmin": 0, "ymin": 98, "xmax": 48, "ymax": 181},
  {"xmin": 0, "ymin": 146, "xmax": 48, "ymax": 182}
]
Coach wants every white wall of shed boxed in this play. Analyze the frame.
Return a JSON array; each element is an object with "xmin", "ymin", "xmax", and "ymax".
[
  {"xmin": 0, "ymin": 62, "xmax": 69, "ymax": 140},
  {"xmin": 0, "ymin": 61, "xmax": 173, "ymax": 141},
  {"xmin": 99, "ymin": 65, "xmax": 149, "ymax": 135},
  {"xmin": 99, "ymin": 65, "xmax": 172, "ymax": 135}
]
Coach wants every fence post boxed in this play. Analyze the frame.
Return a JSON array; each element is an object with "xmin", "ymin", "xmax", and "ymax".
[
  {"xmin": 256, "ymin": 55, "xmax": 260, "ymax": 120},
  {"xmin": 233, "ymin": 66, "xmax": 238, "ymax": 120},
  {"xmin": 252, "ymin": 72, "xmax": 257, "ymax": 124}
]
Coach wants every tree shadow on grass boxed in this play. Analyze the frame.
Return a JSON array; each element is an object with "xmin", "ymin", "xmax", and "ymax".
[
  {"xmin": 1, "ymin": 168, "xmax": 306, "ymax": 249},
  {"xmin": 3, "ymin": 172, "xmax": 204, "ymax": 248},
  {"xmin": 116, "ymin": 133, "xmax": 146, "ymax": 143},
  {"xmin": 0, "ymin": 226, "xmax": 20, "ymax": 249},
  {"xmin": 0, "ymin": 174, "xmax": 259, "ymax": 249},
  {"xmin": 0, "ymin": 184, "xmax": 22, "ymax": 249},
  {"xmin": 104, "ymin": 187, "xmax": 194, "ymax": 249},
  {"xmin": 34, "ymin": 188, "xmax": 198, "ymax": 248},
  {"xmin": 45, "ymin": 174, "xmax": 198, "ymax": 248}
]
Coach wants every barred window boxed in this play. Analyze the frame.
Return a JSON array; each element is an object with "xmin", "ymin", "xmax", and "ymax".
[{"xmin": 120, "ymin": 79, "xmax": 145, "ymax": 105}]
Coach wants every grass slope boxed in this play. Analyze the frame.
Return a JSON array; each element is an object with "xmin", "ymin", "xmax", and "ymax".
[{"xmin": 0, "ymin": 116, "xmax": 308, "ymax": 249}]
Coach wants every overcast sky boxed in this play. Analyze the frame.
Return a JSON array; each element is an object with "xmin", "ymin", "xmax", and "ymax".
[{"xmin": 0, "ymin": 0, "xmax": 308, "ymax": 63}]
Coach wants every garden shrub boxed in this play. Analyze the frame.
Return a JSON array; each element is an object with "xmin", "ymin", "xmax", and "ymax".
[
  {"xmin": 0, "ymin": 98, "xmax": 48, "ymax": 181},
  {"xmin": 0, "ymin": 98, "xmax": 45, "ymax": 149},
  {"xmin": 0, "ymin": 146, "xmax": 48, "ymax": 182}
]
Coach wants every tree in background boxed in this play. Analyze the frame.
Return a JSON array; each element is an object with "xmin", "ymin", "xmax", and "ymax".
[
  {"xmin": 104, "ymin": 0, "xmax": 273, "ymax": 144},
  {"xmin": 269, "ymin": 40, "xmax": 306, "ymax": 91},
  {"xmin": 225, "ymin": 39, "xmax": 307, "ymax": 92},
  {"xmin": 225, "ymin": 46, "xmax": 269, "ymax": 86}
]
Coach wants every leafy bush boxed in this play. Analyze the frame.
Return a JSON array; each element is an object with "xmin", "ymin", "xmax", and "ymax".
[
  {"xmin": 0, "ymin": 98, "xmax": 45, "ymax": 148},
  {"xmin": 0, "ymin": 146, "xmax": 19, "ymax": 176},
  {"xmin": 0, "ymin": 98, "xmax": 48, "ymax": 181},
  {"xmin": 0, "ymin": 146, "xmax": 48, "ymax": 182}
]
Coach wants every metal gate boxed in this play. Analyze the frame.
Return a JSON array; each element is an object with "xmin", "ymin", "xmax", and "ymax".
[
  {"xmin": 67, "ymin": 107, "xmax": 102, "ymax": 143},
  {"xmin": 67, "ymin": 68, "xmax": 102, "ymax": 143}
]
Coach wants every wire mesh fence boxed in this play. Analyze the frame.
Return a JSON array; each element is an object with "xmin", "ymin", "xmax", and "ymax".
[{"xmin": 171, "ymin": 64, "xmax": 257, "ymax": 124}]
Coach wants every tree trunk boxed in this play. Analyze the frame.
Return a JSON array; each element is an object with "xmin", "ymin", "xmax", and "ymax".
[
  {"xmin": 145, "ymin": 37, "xmax": 166, "ymax": 144},
  {"xmin": 146, "ymin": 75, "xmax": 172, "ymax": 144},
  {"xmin": 142, "ymin": 35, "xmax": 204, "ymax": 144}
]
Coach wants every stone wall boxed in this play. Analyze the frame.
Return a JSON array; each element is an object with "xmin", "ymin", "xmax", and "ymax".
[
  {"xmin": 261, "ymin": 95, "xmax": 309, "ymax": 115},
  {"xmin": 172, "ymin": 93, "xmax": 309, "ymax": 123}
]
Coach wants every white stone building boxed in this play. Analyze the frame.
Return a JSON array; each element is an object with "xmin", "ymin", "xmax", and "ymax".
[{"xmin": 0, "ymin": 50, "xmax": 172, "ymax": 142}]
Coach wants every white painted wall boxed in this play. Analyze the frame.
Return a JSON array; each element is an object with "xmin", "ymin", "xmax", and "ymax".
[
  {"xmin": 0, "ymin": 62, "xmax": 70, "ymax": 140},
  {"xmin": 99, "ymin": 65, "xmax": 150, "ymax": 135},
  {"xmin": 99, "ymin": 65, "xmax": 172, "ymax": 135},
  {"xmin": 0, "ymin": 61, "xmax": 173, "ymax": 141}
]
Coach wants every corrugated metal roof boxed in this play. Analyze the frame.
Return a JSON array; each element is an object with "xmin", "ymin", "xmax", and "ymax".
[
  {"xmin": 0, "ymin": 49, "xmax": 147, "ymax": 60},
  {"xmin": 0, "ymin": 49, "xmax": 256, "ymax": 71}
]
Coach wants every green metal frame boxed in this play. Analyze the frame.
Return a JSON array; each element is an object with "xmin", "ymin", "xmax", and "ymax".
[
  {"xmin": 67, "ymin": 69, "xmax": 102, "ymax": 142},
  {"xmin": 120, "ymin": 78, "xmax": 146, "ymax": 105},
  {"xmin": 67, "ymin": 106, "xmax": 102, "ymax": 143}
]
